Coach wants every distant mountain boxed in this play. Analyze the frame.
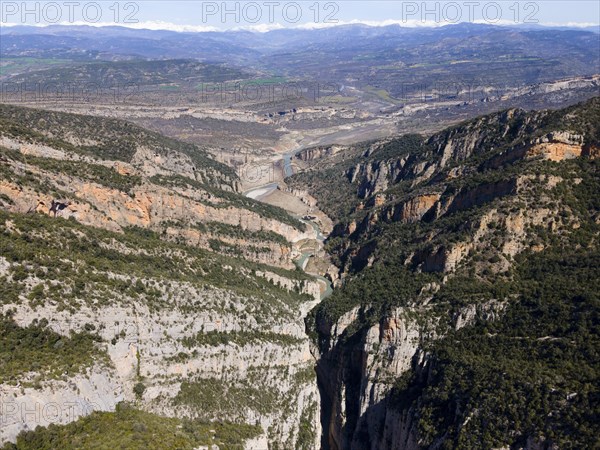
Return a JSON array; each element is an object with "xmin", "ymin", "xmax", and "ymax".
[
  {"xmin": 3, "ymin": 58, "xmax": 250, "ymax": 88},
  {"xmin": 2, "ymin": 23, "xmax": 598, "ymax": 96}
]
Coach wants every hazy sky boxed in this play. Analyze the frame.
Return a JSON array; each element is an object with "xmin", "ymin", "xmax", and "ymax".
[{"xmin": 2, "ymin": 1, "xmax": 599, "ymax": 30}]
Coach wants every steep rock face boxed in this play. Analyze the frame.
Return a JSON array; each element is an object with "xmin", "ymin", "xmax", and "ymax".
[
  {"xmin": 426, "ymin": 108, "xmax": 540, "ymax": 167},
  {"xmin": 0, "ymin": 364, "xmax": 123, "ymax": 444},
  {"xmin": 315, "ymin": 306, "xmax": 460, "ymax": 450},
  {"xmin": 285, "ymin": 187, "xmax": 319, "ymax": 209},
  {"xmin": 444, "ymin": 179, "xmax": 518, "ymax": 215},
  {"xmin": 383, "ymin": 194, "xmax": 441, "ymax": 224},
  {"xmin": 0, "ymin": 243, "xmax": 322, "ymax": 448},
  {"xmin": 316, "ymin": 298, "xmax": 514, "ymax": 450},
  {"xmin": 338, "ymin": 109, "xmax": 536, "ymax": 199},
  {"xmin": 0, "ymin": 104, "xmax": 240, "ymax": 192},
  {"xmin": 296, "ymin": 145, "xmax": 346, "ymax": 163},
  {"xmin": 164, "ymin": 225, "xmax": 293, "ymax": 267},
  {"xmin": 303, "ymin": 98, "xmax": 600, "ymax": 450},
  {"xmin": 0, "ymin": 105, "xmax": 325, "ymax": 448},
  {"xmin": 350, "ymin": 311, "xmax": 422, "ymax": 449},
  {"xmin": 257, "ymin": 270, "xmax": 321, "ymax": 302},
  {"xmin": 336, "ymin": 107, "xmax": 593, "ymax": 220},
  {"xmin": 323, "ymin": 112, "xmax": 593, "ymax": 275},
  {"xmin": 335, "ymin": 178, "xmax": 519, "ymax": 268},
  {"xmin": 1, "ymin": 300, "xmax": 320, "ymax": 448},
  {"xmin": 129, "ymin": 146, "xmax": 198, "ymax": 181},
  {"xmin": 0, "ymin": 133, "xmax": 316, "ymax": 269},
  {"xmin": 0, "ymin": 177, "xmax": 312, "ymax": 268},
  {"xmin": 522, "ymin": 131, "xmax": 586, "ymax": 162},
  {"xmin": 346, "ymin": 158, "xmax": 407, "ymax": 199},
  {"xmin": 413, "ymin": 241, "xmax": 473, "ymax": 273},
  {"xmin": 527, "ymin": 142, "xmax": 582, "ymax": 162}
]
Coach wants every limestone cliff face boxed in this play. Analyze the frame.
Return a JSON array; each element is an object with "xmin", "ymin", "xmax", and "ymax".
[
  {"xmin": 315, "ymin": 303, "xmax": 491, "ymax": 450},
  {"xmin": 0, "ymin": 106, "xmax": 324, "ymax": 448},
  {"xmin": 0, "ymin": 299, "xmax": 320, "ymax": 448},
  {"xmin": 426, "ymin": 108, "xmax": 545, "ymax": 167},
  {"xmin": 0, "ymin": 246, "xmax": 322, "ymax": 448},
  {"xmin": 326, "ymin": 107, "xmax": 593, "ymax": 275},
  {"xmin": 0, "ymin": 364, "xmax": 123, "ymax": 444},
  {"xmin": 284, "ymin": 187, "xmax": 319, "ymax": 210},
  {"xmin": 306, "ymin": 98, "xmax": 600, "ymax": 450},
  {"xmin": 257, "ymin": 270, "xmax": 321, "ymax": 303},
  {"xmin": 526, "ymin": 131, "xmax": 585, "ymax": 162},
  {"xmin": 0, "ymin": 134, "xmax": 316, "ymax": 269},
  {"xmin": 0, "ymin": 179, "xmax": 309, "ymax": 268},
  {"xmin": 344, "ymin": 175, "xmax": 562, "ymax": 275},
  {"xmin": 346, "ymin": 158, "xmax": 407, "ymax": 199},
  {"xmin": 316, "ymin": 297, "xmax": 511, "ymax": 450},
  {"xmin": 382, "ymin": 194, "xmax": 441, "ymax": 224},
  {"xmin": 340, "ymin": 109, "xmax": 536, "ymax": 203},
  {"xmin": 296, "ymin": 145, "xmax": 346, "ymax": 163},
  {"xmin": 0, "ymin": 104, "xmax": 241, "ymax": 193},
  {"xmin": 339, "ymin": 108, "xmax": 592, "ymax": 215}
]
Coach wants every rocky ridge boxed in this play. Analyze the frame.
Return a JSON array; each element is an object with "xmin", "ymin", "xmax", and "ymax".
[
  {"xmin": 291, "ymin": 97, "xmax": 600, "ymax": 449},
  {"xmin": 0, "ymin": 105, "xmax": 325, "ymax": 449}
]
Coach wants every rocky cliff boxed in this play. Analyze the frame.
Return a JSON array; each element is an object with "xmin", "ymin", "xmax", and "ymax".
[
  {"xmin": 0, "ymin": 105, "xmax": 323, "ymax": 449},
  {"xmin": 0, "ymin": 105, "xmax": 317, "ymax": 270},
  {"xmin": 295, "ymin": 97, "xmax": 600, "ymax": 449}
]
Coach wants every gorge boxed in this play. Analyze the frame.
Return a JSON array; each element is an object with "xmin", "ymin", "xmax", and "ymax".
[
  {"xmin": 0, "ymin": 19, "xmax": 599, "ymax": 450},
  {"xmin": 1, "ymin": 92, "xmax": 599, "ymax": 450}
]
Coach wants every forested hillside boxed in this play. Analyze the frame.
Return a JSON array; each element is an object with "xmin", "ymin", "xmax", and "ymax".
[
  {"xmin": 0, "ymin": 105, "xmax": 322, "ymax": 449},
  {"xmin": 290, "ymin": 97, "xmax": 600, "ymax": 449}
]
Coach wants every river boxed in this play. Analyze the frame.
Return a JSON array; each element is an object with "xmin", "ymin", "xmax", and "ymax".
[{"xmin": 244, "ymin": 149, "xmax": 334, "ymax": 300}]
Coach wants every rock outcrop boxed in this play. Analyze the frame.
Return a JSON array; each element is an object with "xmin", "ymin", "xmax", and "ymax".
[
  {"xmin": 300, "ymin": 97, "xmax": 600, "ymax": 449},
  {"xmin": 0, "ymin": 105, "xmax": 325, "ymax": 449}
]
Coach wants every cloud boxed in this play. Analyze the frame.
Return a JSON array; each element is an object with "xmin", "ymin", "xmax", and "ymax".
[
  {"xmin": 230, "ymin": 23, "xmax": 285, "ymax": 33},
  {"xmin": 533, "ymin": 21, "xmax": 600, "ymax": 28}
]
